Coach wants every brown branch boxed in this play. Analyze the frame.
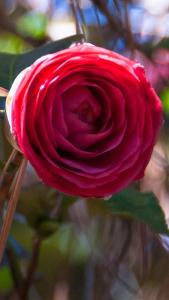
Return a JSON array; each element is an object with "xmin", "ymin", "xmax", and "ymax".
[
  {"xmin": 21, "ymin": 236, "xmax": 41, "ymax": 300},
  {"xmin": 91, "ymin": 0, "xmax": 124, "ymax": 36},
  {"xmin": 90, "ymin": 0, "xmax": 139, "ymax": 53},
  {"xmin": 0, "ymin": 150, "xmax": 22, "ymax": 211},
  {"xmin": 75, "ymin": 0, "xmax": 87, "ymax": 39},
  {"xmin": 6, "ymin": 245, "xmax": 24, "ymax": 300},
  {"xmin": 0, "ymin": 158, "xmax": 27, "ymax": 262},
  {"xmin": 69, "ymin": 0, "xmax": 82, "ymax": 36},
  {"xmin": 124, "ymin": 0, "xmax": 135, "ymax": 53},
  {"xmin": 0, "ymin": 149, "xmax": 17, "ymax": 184}
]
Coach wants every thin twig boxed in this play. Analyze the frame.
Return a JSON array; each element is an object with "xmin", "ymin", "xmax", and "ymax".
[
  {"xmin": 6, "ymin": 245, "xmax": 24, "ymax": 300},
  {"xmin": 92, "ymin": 0, "xmax": 123, "ymax": 35},
  {"xmin": 75, "ymin": 0, "xmax": 87, "ymax": 40},
  {"xmin": 93, "ymin": 3, "xmax": 105, "ymax": 46},
  {"xmin": 21, "ymin": 236, "xmax": 41, "ymax": 300},
  {"xmin": 113, "ymin": 0, "xmax": 122, "ymax": 16},
  {"xmin": 0, "ymin": 158, "xmax": 27, "ymax": 262},
  {"xmin": 124, "ymin": 0, "xmax": 135, "ymax": 54},
  {"xmin": 84, "ymin": 260, "xmax": 95, "ymax": 300},
  {"xmin": 69, "ymin": 0, "xmax": 82, "ymax": 35},
  {"xmin": 0, "ymin": 150, "xmax": 22, "ymax": 212},
  {"xmin": 116, "ymin": 274, "xmax": 139, "ymax": 295},
  {"xmin": 0, "ymin": 149, "xmax": 17, "ymax": 184},
  {"xmin": 103, "ymin": 221, "xmax": 131, "ymax": 299},
  {"xmin": 49, "ymin": 192, "xmax": 63, "ymax": 218}
]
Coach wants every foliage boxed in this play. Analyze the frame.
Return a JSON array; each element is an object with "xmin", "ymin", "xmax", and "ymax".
[
  {"xmin": 16, "ymin": 12, "xmax": 47, "ymax": 40},
  {"xmin": 107, "ymin": 188, "xmax": 169, "ymax": 234},
  {"xmin": 0, "ymin": 34, "xmax": 83, "ymax": 90}
]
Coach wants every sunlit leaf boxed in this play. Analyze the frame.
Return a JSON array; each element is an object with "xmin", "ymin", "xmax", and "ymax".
[
  {"xmin": 17, "ymin": 12, "xmax": 47, "ymax": 39},
  {"xmin": 0, "ymin": 33, "xmax": 29, "ymax": 54}
]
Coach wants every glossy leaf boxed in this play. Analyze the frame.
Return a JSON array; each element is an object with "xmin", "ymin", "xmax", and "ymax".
[
  {"xmin": 0, "ymin": 34, "xmax": 83, "ymax": 90},
  {"xmin": 106, "ymin": 188, "xmax": 169, "ymax": 235}
]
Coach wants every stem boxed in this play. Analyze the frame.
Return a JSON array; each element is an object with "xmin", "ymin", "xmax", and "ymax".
[
  {"xmin": 0, "ymin": 150, "xmax": 22, "ymax": 211},
  {"xmin": 97, "ymin": 221, "xmax": 131, "ymax": 300},
  {"xmin": 93, "ymin": 3, "xmax": 105, "ymax": 46},
  {"xmin": 69, "ymin": 0, "xmax": 82, "ymax": 35},
  {"xmin": 21, "ymin": 236, "xmax": 41, "ymax": 300},
  {"xmin": 92, "ymin": 0, "xmax": 123, "ymax": 35},
  {"xmin": 6, "ymin": 245, "xmax": 24, "ymax": 300},
  {"xmin": 84, "ymin": 260, "xmax": 95, "ymax": 300},
  {"xmin": 0, "ymin": 149, "xmax": 17, "ymax": 184},
  {"xmin": 69, "ymin": 0, "xmax": 85, "ymax": 40},
  {"xmin": 0, "ymin": 158, "xmax": 27, "ymax": 262},
  {"xmin": 75, "ymin": 0, "xmax": 87, "ymax": 39},
  {"xmin": 124, "ymin": 0, "xmax": 135, "ymax": 54}
]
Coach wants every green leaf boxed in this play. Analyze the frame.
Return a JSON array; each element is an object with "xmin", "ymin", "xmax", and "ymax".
[
  {"xmin": 157, "ymin": 37, "xmax": 169, "ymax": 50},
  {"xmin": 17, "ymin": 184, "xmax": 59, "ymax": 229},
  {"xmin": 36, "ymin": 219, "xmax": 59, "ymax": 238},
  {"xmin": 0, "ymin": 34, "xmax": 83, "ymax": 90},
  {"xmin": 11, "ymin": 220, "xmax": 34, "ymax": 252},
  {"xmin": 0, "ymin": 266, "xmax": 13, "ymax": 292},
  {"xmin": 106, "ymin": 188, "xmax": 169, "ymax": 235},
  {"xmin": 140, "ymin": 37, "xmax": 169, "ymax": 57},
  {"xmin": 161, "ymin": 87, "xmax": 169, "ymax": 115},
  {"xmin": 0, "ymin": 33, "xmax": 29, "ymax": 54},
  {"xmin": 17, "ymin": 12, "xmax": 47, "ymax": 40}
]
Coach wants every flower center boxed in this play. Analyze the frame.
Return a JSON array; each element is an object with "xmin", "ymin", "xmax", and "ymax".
[{"xmin": 75, "ymin": 101, "xmax": 95, "ymax": 125}]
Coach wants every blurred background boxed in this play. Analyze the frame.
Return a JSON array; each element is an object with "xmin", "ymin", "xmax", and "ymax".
[{"xmin": 0, "ymin": 0, "xmax": 169, "ymax": 299}]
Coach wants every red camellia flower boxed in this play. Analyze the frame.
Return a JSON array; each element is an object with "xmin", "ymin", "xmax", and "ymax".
[{"xmin": 6, "ymin": 43, "xmax": 162, "ymax": 197}]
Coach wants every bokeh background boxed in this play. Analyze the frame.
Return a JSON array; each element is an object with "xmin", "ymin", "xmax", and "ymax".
[{"xmin": 0, "ymin": 1, "xmax": 169, "ymax": 300}]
